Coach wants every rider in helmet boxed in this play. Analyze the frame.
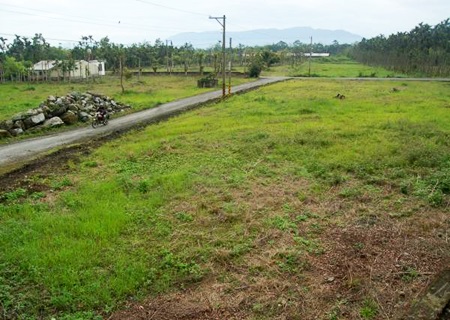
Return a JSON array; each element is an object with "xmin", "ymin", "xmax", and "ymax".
[{"xmin": 97, "ymin": 105, "xmax": 108, "ymax": 120}]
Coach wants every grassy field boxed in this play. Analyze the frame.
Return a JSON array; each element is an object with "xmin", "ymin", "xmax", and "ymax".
[
  {"xmin": 0, "ymin": 75, "xmax": 251, "ymax": 122},
  {"xmin": 262, "ymin": 56, "xmax": 409, "ymax": 78},
  {"xmin": 0, "ymin": 57, "xmax": 412, "ymax": 124},
  {"xmin": 1, "ymin": 78, "xmax": 449, "ymax": 319}
]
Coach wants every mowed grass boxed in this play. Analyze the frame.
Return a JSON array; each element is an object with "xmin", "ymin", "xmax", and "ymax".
[
  {"xmin": 0, "ymin": 75, "xmax": 252, "ymax": 122},
  {"xmin": 1, "ymin": 79, "xmax": 450, "ymax": 319}
]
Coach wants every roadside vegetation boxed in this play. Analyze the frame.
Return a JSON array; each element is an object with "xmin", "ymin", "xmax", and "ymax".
[
  {"xmin": 0, "ymin": 75, "xmax": 253, "ymax": 123},
  {"xmin": 1, "ymin": 79, "xmax": 449, "ymax": 319}
]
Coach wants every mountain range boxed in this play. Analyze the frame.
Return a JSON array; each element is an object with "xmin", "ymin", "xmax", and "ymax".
[{"xmin": 170, "ymin": 27, "xmax": 363, "ymax": 48}]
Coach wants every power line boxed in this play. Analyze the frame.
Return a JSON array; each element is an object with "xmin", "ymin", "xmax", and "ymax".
[
  {"xmin": 0, "ymin": 6, "xmax": 187, "ymax": 33},
  {"xmin": 134, "ymin": 0, "xmax": 208, "ymax": 17},
  {"xmin": 0, "ymin": 8, "xmax": 127, "ymax": 28},
  {"xmin": 0, "ymin": 2, "xmax": 117, "ymax": 24},
  {"xmin": 0, "ymin": 2, "xmax": 278, "ymax": 48}
]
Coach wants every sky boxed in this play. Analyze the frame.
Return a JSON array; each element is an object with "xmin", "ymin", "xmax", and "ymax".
[{"xmin": 0, "ymin": 0, "xmax": 449, "ymax": 48}]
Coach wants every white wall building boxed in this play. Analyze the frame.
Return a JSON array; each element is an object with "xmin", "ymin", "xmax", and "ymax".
[{"xmin": 32, "ymin": 60, "xmax": 105, "ymax": 80}]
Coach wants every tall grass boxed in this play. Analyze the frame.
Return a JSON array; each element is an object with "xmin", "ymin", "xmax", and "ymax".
[{"xmin": 1, "ymin": 79, "xmax": 449, "ymax": 318}]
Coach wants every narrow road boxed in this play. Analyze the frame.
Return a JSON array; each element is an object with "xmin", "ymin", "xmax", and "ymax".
[{"xmin": 0, "ymin": 77, "xmax": 290, "ymax": 168}]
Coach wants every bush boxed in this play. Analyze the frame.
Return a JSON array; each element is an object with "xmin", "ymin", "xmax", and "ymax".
[{"xmin": 248, "ymin": 61, "xmax": 263, "ymax": 78}]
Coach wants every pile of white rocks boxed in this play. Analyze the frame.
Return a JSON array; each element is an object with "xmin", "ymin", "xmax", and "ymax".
[{"xmin": 0, "ymin": 92, "xmax": 131, "ymax": 138}]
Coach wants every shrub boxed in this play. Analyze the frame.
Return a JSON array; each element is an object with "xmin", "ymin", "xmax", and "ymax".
[{"xmin": 248, "ymin": 61, "xmax": 263, "ymax": 78}]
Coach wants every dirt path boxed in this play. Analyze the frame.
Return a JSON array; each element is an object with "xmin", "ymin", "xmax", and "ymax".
[{"xmin": 0, "ymin": 77, "xmax": 289, "ymax": 170}]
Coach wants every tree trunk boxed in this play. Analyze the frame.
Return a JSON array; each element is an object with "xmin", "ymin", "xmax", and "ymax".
[
  {"xmin": 120, "ymin": 56, "xmax": 125, "ymax": 94},
  {"xmin": 138, "ymin": 58, "xmax": 141, "ymax": 81}
]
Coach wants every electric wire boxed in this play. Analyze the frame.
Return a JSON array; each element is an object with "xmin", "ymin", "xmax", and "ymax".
[
  {"xmin": 0, "ymin": 4, "xmax": 190, "ymax": 33},
  {"xmin": 0, "ymin": 1, "xmax": 287, "ymax": 47},
  {"xmin": 134, "ymin": 0, "xmax": 208, "ymax": 17}
]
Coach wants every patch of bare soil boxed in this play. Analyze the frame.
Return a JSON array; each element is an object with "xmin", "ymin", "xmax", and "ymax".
[
  {"xmin": 309, "ymin": 213, "xmax": 449, "ymax": 319},
  {"xmin": 107, "ymin": 181, "xmax": 450, "ymax": 320}
]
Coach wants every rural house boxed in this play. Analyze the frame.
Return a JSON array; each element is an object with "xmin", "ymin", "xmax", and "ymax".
[{"xmin": 32, "ymin": 60, "xmax": 105, "ymax": 80}]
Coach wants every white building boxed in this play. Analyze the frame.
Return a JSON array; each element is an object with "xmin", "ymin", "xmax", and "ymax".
[
  {"xmin": 32, "ymin": 60, "xmax": 105, "ymax": 80},
  {"xmin": 302, "ymin": 53, "xmax": 331, "ymax": 57}
]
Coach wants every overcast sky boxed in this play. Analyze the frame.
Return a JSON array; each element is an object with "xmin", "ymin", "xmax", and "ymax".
[{"xmin": 0, "ymin": 0, "xmax": 449, "ymax": 47}]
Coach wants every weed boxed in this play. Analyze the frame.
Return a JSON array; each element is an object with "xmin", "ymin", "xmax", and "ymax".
[
  {"xmin": 2, "ymin": 188, "xmax": 27, "ymax": 202},
  {"xmin": 295, "ymin": 214, "xmax": 309, "ymax": 222},
  {"xmin": 83, "ymin": 160, "xmax": 99, "ymax": 168},
  {"xmin": 401, "ymin": 267, "xmax": 419, "ymax": 282},
  {"xmin": 269, "ymin": 215, "xmax": 296, "ymax": 231},
  {"xmin": 51, "ymin": 177, "xmax": 73, "ymax": 190},
  {"xmin": 30, "ymin": 192, "xmax": 46, "ymax": 200},
  {"xmin": 275, "ymin": 251, "xmax": 304, "ymax": 274},
  {"xmin": 175, "ymin": 211, "xmax": 193, "ymax": 222},
  {"xmin": 137, "ymin": 180, "xmax": 150, "ymax": 194},
  {"xmin": 359, "ymin": 299, "xmax": 378, "ymax": 319},
  {"xmin": 339, "ymin": 187, "xmax": 362, "ymax": 199}
]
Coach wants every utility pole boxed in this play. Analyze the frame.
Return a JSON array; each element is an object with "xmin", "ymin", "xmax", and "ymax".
[
  {"xmin": 228, "ymin": 37, "xmax": 232, "ymax": 95},
  {"xmin": 165, "ymin": 40, "xmax": 170, "ymax": 73},
  {"xmin": 308, "ymin": 36, "xmax": 312, "ymax": 77},
  {"xmin": 138, "ymin": 57, "xmax": 141, "ymax": 81},
  {"xmin": 209, "ymin": 15, "xmax": 226, "ymax": 98}
]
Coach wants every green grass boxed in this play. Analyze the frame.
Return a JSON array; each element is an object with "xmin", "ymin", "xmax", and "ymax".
[
  {"xmin": 262, "ymin": 56, "xmax": 408, "ymax": 78},
  {"xmin": 1, "ymin": 79, "xmax": 450, "ymax": 318},
  {"xmin": 0, "ymin": 75, "xmax": 252, "ymax": 122}
]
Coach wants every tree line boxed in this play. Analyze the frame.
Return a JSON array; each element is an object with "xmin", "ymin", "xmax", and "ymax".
[
  {"xmin": 0, "ymin": 33, "xmax": 351, "ymax": 82},
  {"xmin": 1, "ymin": 18, "xmax": 448, "ymax": 81},
  {"xmin": 350, "ymin": 18, "xmax": 450, "ymax": 77}
]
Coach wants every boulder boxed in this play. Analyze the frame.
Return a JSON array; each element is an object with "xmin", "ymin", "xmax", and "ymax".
[
  {"xmin": 68, "ymin": 104, "xmax": 79, "ymax": 113},
  {"xmin": 12, "ymin": 112, "xmax": 26, "ymax": 122},
  {"xmin": 10, "ymin": 128, "xmax": 24, "ymax": 136},
  {"xmin": 60, "ymin": 111, "xmax": 78, "ymax": 125},
  {"xmin": 78, "ymin": 112, "xmax": 91, "ymax": 122},
  {"xmin": 0, "ymin": 120, "xmax": 14, "ymax": 131},
  {"xmin": 0, "ymin": 129, "xmax": 11, "ymax": 138},
  {"xmin": 24, "ymin": 109, "xmax": 39, "ymax": 117},
  {"xmin": 70, "ymin": 91, "xmax": 82, "ymax": 100},
  {"xmin": 13, "ymin": 120, "xmax": 25, "ymax": 130},
  {"xmin": 41, "ymin": 105, "xmax": 51, "ymax": 118},
  {"xmin": 49, "ymin": 104, "xmax": 68, "ymax": 117},
  {"xmin": 43, "ymin": 117, "xmax": 64, "ymax": 128},
  {"xmin": 83, "ymin": 104, "xmax": 95, "ymax": 113},
  {"xmin": 24, "ymin": 113, "xmax": 46, "ymax": 129},
  {"xmin": 2, "ymin": 92, "xmax": 131, "ymax": 136}
]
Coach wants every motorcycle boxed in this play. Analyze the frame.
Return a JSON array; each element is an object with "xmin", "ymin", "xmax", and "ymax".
[{"xmin": 91, "ymin": 112, "xmax": 108, "ymax": 128}]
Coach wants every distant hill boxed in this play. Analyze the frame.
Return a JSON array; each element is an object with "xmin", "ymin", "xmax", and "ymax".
[{"xmin": 170, "ymin": 27, "xmax": 363, "ymax": 48}]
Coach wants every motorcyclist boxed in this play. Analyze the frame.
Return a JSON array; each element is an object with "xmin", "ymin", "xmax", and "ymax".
[{"xmin": 96, "ymin": 106, "xmax": 108, "ymax": 121}]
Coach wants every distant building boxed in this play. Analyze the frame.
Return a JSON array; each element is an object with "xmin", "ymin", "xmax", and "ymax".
[
  {"xmin": 302, "ymin": 53, "xmax": 330, "ymax": 57},
  {"xmin": 32, "ymin": 60, "xmax": 105, "ymax": 80}
]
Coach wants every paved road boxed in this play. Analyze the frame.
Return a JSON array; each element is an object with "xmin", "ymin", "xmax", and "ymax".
[{"xmin": 0, "ymin": 77, "xmax": 290, "ymax": 168}]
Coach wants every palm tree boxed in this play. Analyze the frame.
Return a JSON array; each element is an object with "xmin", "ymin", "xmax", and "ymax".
[{"xmin": 196, "ymin": 51, "xmax": 205, "ymax": 75}]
